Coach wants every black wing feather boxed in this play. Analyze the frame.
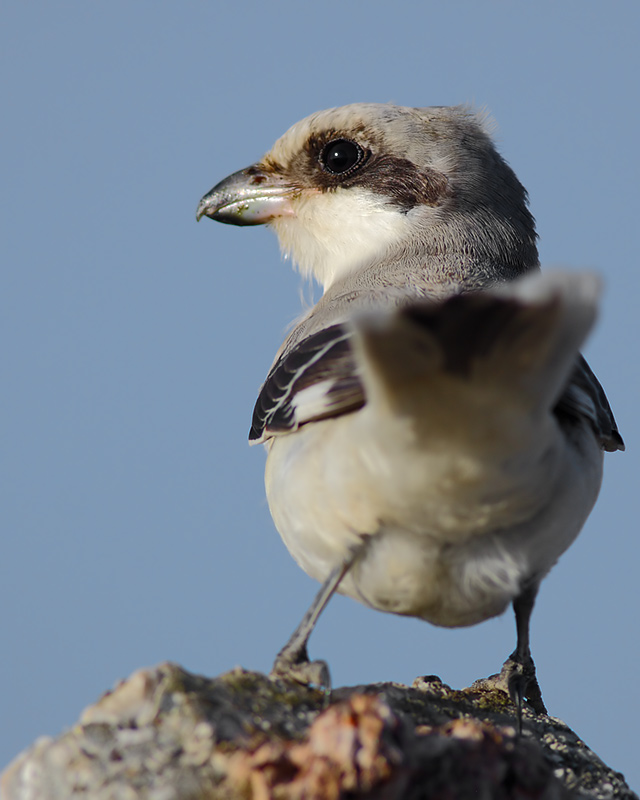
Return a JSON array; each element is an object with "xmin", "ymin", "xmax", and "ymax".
[
  {"xmin": 556, "ymin": 355, "xmax": 624, "ymax": 452},
  {"xmin": 249, "ymin": 324, "xmax": 364, "ymax": 443}
]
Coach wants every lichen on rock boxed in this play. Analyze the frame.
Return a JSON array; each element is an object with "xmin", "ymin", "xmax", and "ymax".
[{"xmin": 2, "ymin": 663, "xmax": 636, "ymax": 800}]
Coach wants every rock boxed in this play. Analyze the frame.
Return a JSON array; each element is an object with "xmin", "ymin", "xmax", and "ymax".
[{"xmin": 2, "ymin": 663, "xmax": 636, "ymax": 799}]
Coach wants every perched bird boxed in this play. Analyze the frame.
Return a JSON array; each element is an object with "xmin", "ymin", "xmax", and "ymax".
[{"xmin": 197, "ymin": 104, "xmax": 623, "ymax": 722}]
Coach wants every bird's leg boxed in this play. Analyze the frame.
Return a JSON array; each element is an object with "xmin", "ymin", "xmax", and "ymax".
[
  {"xmin": 472, "ymin": 583, "xmax": 547, "ymax": 732},
  {"xmin": 270, "ymin": 557, "xmax": 356, "ymax": 689},
  {"xmin": 502, "ymin": 583, "xmax": 548, "ymax": 731}
]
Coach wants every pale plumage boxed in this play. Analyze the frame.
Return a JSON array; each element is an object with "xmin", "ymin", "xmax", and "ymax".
[{"xmin": 197, "ymin": 103, "xmax": 623, "ymax": 726}]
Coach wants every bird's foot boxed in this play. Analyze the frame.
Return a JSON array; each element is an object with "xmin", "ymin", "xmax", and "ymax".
[
  {"xmin": 473, "ymin": 652, "xmax": 547, "ymax": 732},
  {"xmin": 269, "ymin": 643, "xmax": 331, "ymax": 691},
  {"xmin": 500, "ymin": 652, "xmax": 547, "ymax": 717}
]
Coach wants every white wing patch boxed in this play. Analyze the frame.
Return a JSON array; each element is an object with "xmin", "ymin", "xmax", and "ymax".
[{"xmin": 291, "ymin": 380, "xmax": 338, "ymax": 423}]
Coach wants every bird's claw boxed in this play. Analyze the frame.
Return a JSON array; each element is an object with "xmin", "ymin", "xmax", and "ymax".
[
  {"xmin": 473, "ymin": 653, "xmax": 547, "ymax": 733},
  {"xmin": 499, "ymin": 653, "xmax": 547, "ymax": 716},
  {"xmin": 269, "ymin": 646, "xmax": 331, "ymax": 691}
]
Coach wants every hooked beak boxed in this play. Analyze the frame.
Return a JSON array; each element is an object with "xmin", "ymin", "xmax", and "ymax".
[{"xmin": 196, "ymin": 165, "xmax": 296, "ymax": 226}]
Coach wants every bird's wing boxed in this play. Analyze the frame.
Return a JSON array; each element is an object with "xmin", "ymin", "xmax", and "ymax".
[
  {"xmin": 251, "ymin": 283, "xmax": 623, "ymax": 451},
  {"xmin": 556, "ymin": 355, "xmax": 624, "ymax": 452},
  {"xmin": 249, "ymin": 324, "xmax": 364, "ymax": 444}
]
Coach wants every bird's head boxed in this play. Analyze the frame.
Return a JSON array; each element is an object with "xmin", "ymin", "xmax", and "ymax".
[{"xmin": 197, "ymin": 104, "xmax": 538, "ymax": 291}]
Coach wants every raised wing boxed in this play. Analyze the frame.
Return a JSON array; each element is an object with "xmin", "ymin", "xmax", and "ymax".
[{"xmin": 250, "ymin": 312, "xmax": 624, "ymax": 452}]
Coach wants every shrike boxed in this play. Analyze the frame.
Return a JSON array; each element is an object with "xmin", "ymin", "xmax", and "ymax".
[{"xmin": 197, "ymin": 104, "xmax": 623, "ymax": 722}]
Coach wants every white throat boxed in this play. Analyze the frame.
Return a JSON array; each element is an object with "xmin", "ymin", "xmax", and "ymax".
[{"xmin": 271, "ymin": 188, "xmax": 414, "ymax": 291}]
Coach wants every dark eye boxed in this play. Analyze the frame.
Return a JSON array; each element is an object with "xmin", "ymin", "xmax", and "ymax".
[{"xmin": 320, "ymin": 139, "xmax": 365, "ymax": 175}]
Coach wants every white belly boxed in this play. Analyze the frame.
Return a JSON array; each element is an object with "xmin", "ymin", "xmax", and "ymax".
[{"xmin": 264, "ymin": 410, "xmax": 603, "ymax": 628}]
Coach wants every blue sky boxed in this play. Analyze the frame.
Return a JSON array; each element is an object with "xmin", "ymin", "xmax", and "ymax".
[{"xmin": 3, "ymin": 1, "xmax": 639, "ymax": 789}]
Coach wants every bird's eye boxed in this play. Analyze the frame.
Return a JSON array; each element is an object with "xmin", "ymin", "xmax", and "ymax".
[{"xmin": 320, "ymin": 139, "xmax": 365, "ymax": 175}]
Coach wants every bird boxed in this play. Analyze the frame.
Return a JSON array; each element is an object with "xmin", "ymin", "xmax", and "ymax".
[{"xmin": 196, "ymin": 103, "xmax": 623, "ymax": 724}]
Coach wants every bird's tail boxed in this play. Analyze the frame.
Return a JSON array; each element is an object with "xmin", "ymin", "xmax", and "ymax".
[{"xmin": 351, "ymin": 271, "xmax": 600, "ymax": 443}]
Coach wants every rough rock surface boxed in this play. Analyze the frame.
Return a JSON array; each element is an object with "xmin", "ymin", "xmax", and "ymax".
[{"xmin": 2, "ymin": 663, "xmax": 636, "ymax": 800}]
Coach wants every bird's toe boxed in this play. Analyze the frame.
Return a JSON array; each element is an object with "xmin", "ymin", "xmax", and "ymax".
[{"xmin": 270, "ymin": 649, "xmax": 331, "ymax": 691}]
